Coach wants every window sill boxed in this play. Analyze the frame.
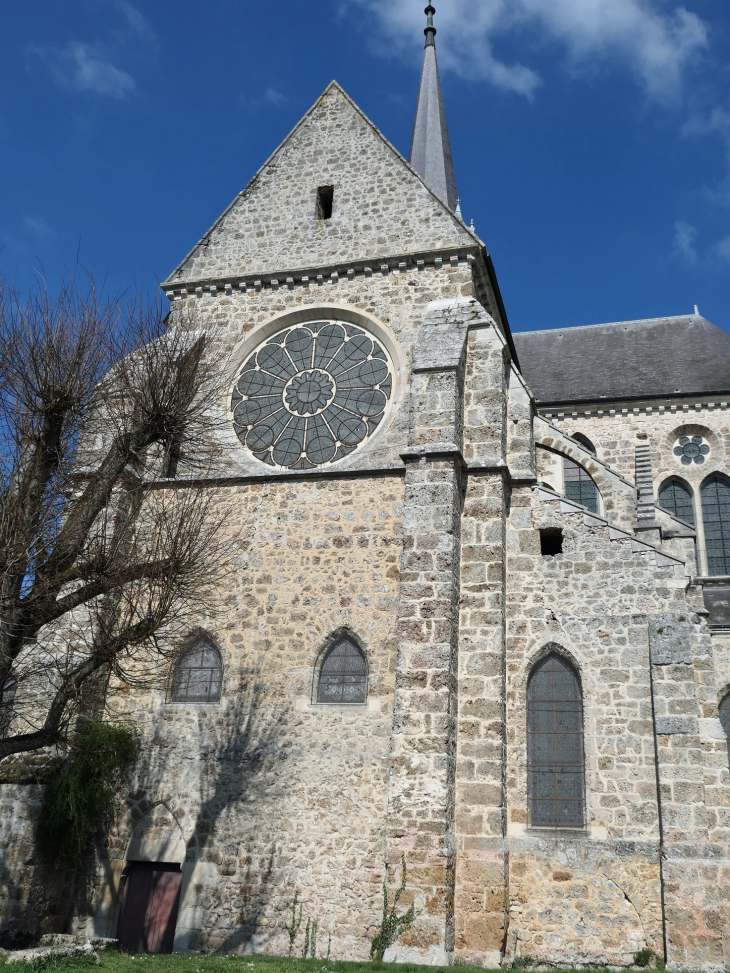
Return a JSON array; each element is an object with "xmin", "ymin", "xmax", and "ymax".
[
  {"xmin": 294, "ymin": 696, "xmax": 382, "ymax": 713},
  {"xmin": 508, "ymin": 821, "xmax": 607, "ymax": 840},
  {"xmin": 162, "ymin": 699, "xmax": 224, "ymax": 709}
]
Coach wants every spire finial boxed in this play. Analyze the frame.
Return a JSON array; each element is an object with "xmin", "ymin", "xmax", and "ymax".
[{"xmin": 424, "ymin": 4, "xmax": 436, "ymax": 47}]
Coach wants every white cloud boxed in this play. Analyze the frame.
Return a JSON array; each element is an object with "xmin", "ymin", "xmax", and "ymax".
[
  {"xmin": 241, "ymin": 88, "xmax": 288, "ymax": 111},
  {"xmin": 673, "ymin": 220, "xmax": 698, "ymax": 262},
  {"xmin": 23, "ymin": 217, "xmax": 55, "ymax": 238},
  {"xmin": 264, "ymin": 88, "xmax": 286, "ymax": 105},
  {"xmin": 682, "ymin": 104, "xmax": 730, "ymax": 249},
  {"xmin": 113, "ymin": 0, "xmax": 156, "ymax": 43},
  {"xmin": 344, "ymin": 0, "xmax": 708, "ymax": 100},
  {"xmin": 717, "ymin": 235, "xmax": 730, "ymax": 262},
  {"xmin": 27, "ymin": 42, "xmax": 135, "ymax": 99},
  {"xmin": 683, "ymin": 106, "xmax": 730, "ymax": 144}
]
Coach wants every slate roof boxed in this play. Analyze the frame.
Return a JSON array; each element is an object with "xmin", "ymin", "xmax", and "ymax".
[
  {"xmin": 408, "ymin": 22, "xmax": 458, "ymax": 210},
  {"xmin": 512, "ymin": 314, "xmax": 730, "ymax": 405}
]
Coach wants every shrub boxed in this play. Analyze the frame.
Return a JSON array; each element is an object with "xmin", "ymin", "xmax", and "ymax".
[{"xmin": 39, "ymin": 720, "xmax": 138, "ymax": 870}]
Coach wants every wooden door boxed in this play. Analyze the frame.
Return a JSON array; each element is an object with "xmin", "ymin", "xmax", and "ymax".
[{"xmin": 117, "ymin": 862, "xmax": 182, "ymax": 953}]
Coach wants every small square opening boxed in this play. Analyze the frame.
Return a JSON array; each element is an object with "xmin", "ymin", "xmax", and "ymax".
[
  {"xmin": 540, "ymin": 529, "xmax": 563, "ymax": 556},
  {"xmin": 316, "ymin": 185, "xmax": 334, "ymax": 220}
]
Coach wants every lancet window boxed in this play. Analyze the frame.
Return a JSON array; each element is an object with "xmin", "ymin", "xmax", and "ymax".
[
  {"xmin": 563, "ymin": 457, "xmax": 599, "ymax": 514},
  {"xmin": 702, "ymin": 476, "xmax": 730, "ymax": 576},
  {"xmin": 317, "ymin": 635, "xmax": 368, "ymax": 704},
  {"xmin": 527, "ymin": 653, "xmax": 585, "ymax": 829},
  {"xmin": 658, "ymin": 479, "xmax": 695, "ymax": 526},
  {"xmin": 171, "ymin": 636, "xmax": 223, "ymax": 703}
]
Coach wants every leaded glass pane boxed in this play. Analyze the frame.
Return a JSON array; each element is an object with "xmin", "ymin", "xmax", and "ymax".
[
  {"xmin": 527, "ymin": 654, "xmax": 585, "ymax": 829},
  {"xmin": 232, "ymin": 321, "xmax": 394, "ymax": 470},
  {"xmin": 674, "ymin": 435, "xmax": 710, "ymax": 466},
  {"xmin": 0, "ymin": 678, "xmax": 17, "ymax": 739},
  {"xmin": 658, "ymin": 479, "xmax": 695, "ymax": 526},
  {"xmin": 317, "ymin": 637, "xmax": 368, "ymax": 704},
  {"xmin": 702, "ymin": 477, "xmax": 730, "ymax": 576},
  {"xmin": 571, "ymin": 433, "xmax": 596, "ymax": 455},
  {"xmin": 563, "ymin": 457, "xmax": 599, "ymax": 514},
  {"xmin": 172, "ymin": 640, "xmax": 222, "ymax": 703},
  {"xmin": 720, "ymin": 695, "xmax": 730, "ymax": 773}
]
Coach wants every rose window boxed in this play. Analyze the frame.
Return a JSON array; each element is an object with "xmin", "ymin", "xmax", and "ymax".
[
  {"xmin": 231, "ymin": 321, "xmax": 393, "ymax": 469},
  {"xmin": 674, "ymin": 435, "xmax": 710, "ymax": 466}
]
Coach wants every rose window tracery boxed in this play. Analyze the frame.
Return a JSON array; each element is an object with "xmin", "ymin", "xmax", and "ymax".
[
  {"xmin": 674, "ymin": 435, "xmax": 710, "ymax": 466},
  {"xmin": 231, "ymin": 321, "xmax": 393, "ymax": 469}
]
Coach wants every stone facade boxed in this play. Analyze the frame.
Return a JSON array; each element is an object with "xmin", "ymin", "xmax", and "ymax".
[{"xmin": 2, "ymin": 81, "xmax": 730, "ymax": 971}]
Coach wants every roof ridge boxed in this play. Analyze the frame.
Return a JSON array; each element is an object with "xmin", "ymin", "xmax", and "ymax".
[{"xmin": 515, "ymin": 314, "xmax": 714, "ymax": 337}]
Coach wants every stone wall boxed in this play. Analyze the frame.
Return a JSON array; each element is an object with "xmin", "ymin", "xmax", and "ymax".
[
  {"xmin": 169, "ymin": 84, "xmax": 477, "ymax": 284},
  {"xmin": 548, "ymin": 405, "xmax": 730, "ymax": 575},
  {"xmin": 81, "ymin": 474, "xmax": 405, "ymax": 957}
]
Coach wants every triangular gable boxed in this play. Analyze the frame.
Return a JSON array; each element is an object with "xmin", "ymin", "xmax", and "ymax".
[{"xmin": 165, "ymin": 82, "xmax": 479, "ymax": 285}]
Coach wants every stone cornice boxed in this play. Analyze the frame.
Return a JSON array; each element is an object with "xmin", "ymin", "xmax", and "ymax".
[
  {"xmin": 162, "ymin": 245, "xmax": 481, "ymax": 301},
  {"xmin": 540, "ymin": 394, "xmax": 729, "ymax": 421}
]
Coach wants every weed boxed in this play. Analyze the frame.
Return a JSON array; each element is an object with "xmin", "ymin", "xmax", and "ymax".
[
  {"xmin": 284, "ymin": 892, "xmax": 302, "ymax": 957},
  {"xmin": 369, "ymin": 854, "xmax": 421, "ymax": 962},
  {"xmin": 634, "ymin": 947, "xmax": 664, "ymax": 969}
]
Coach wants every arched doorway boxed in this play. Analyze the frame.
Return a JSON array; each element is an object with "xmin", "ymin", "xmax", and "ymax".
[{"xmin": 117, "ymin": 805, "xmax": 185, "ymax": 953}]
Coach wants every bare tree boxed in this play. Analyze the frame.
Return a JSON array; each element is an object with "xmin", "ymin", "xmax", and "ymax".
[{"xmin": 0, "ymin": 273, "xmax": 231, "ymax": 758}]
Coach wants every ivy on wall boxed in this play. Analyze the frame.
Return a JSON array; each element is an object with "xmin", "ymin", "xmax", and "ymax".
[{"xmin": 40, "ymin": 720, "xmax": 138, "ymax": 870}]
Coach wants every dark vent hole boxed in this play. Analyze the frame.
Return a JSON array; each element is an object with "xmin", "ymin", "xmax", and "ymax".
[
  {"xmin": 316, "ymin": 185, "xmax": 334, "ymax": 220},
  {"xmin": 540, "ymin": 529, "xmax": 563, "ymax": 556}
]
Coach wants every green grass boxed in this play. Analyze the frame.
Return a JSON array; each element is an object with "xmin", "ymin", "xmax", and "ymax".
[
  {"xmin": 13, "ymin": 954, "xmax": 503, "ymax": 973},
  {"xmin": 6, "ymin": 953, "xmax": 647, "ymax": 973}
]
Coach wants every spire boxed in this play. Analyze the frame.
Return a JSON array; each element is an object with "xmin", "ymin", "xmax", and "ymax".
[{"xmin": 409, "ymin": 4, "xmax": 458, "ymax": 211}]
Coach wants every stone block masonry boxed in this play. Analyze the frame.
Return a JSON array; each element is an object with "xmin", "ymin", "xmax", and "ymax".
[{"xmin": 3, "ymin": 71, "xmax": 730, "ymax": 972}]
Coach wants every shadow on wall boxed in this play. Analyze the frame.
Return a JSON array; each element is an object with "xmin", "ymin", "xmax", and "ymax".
[
  {"xmin": 125, "ymin": 675, "xmax": 292, "ymax": 953},
  {"xmin": 0, "ymin": 757, "xmax": 93, "ymax": 942}
]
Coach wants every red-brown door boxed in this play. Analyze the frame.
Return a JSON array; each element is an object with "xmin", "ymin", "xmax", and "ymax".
[{"xmin": 117, "ymin": 862, "xmax": 182, "ymax": 953}]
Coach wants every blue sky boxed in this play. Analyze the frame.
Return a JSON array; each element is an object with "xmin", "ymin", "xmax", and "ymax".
[{"xmin": 2, "ymin": 0, "xmax": 729, "ymax": 335}]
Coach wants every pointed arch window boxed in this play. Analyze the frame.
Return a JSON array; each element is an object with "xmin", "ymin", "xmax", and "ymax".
[
  {"xmin": 702, "ymin": 476, "xmax": 730, "ymax": 576},
  {"xmin": 658, "ymin": 479, "xmax": 695, "ymax": 526},
  {"xmin": 527, "ymin": 653, "xmax": 585, "ymax": 829},
  {"xmin": 171, "ymin": 636, "xmax": 222, "ymax": 703},
  {"xmin": 317, "ymin": 635, "xmax": 368, "ymax": 704},
  {"xmin": 563, "ymin": 457, "xmax": 599, "ymax": 514},
  {"xmin": 571, "ymin": 433, "xmax": 596, "ymax": 455},
  {"xmin": 0, "ymin": 677, "xmax": 17, "ymax": 739}
]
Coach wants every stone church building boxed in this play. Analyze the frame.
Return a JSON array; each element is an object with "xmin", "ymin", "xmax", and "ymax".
[{"xmin": 3, "ymin": 7, "xmax": 730, "ymax": 970}]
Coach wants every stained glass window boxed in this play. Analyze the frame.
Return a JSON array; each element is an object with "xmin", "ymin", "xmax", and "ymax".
[
  {"xmin": 674, "ymin": 435, "xmax": 710, "ymax": 466},
  {"xmin": 563, "ymin": 457, "xmax": 599, "ymax": 514},
  {"xmin": 231, "ymin": 321, "xmax": 393, "ymax": 470},
  {"xmin": 527, "ymin": 653, "xmax": 585, "ymax": 829},
  {"xmin": 0, "ymin": 677, "xmax": 16, "ymax": 739},
  {"xmin": 702, "ymin": 476, "xmax": 730, "ymax": 576},
  {"xmin": 571, "ymin": 433, "xmax": 596, "ymax": 455},
  {"xmin": 721, "ymin": 695, "xmax": 730, "ymax": 734},
  {"xmin": 171, "ymin": 637, "xmax": 222, "ymax": 703},
  {"xmin": 317, "ymin": 636, "xmax": 368, "ymax": 704},
  {"xmin": 658, "ymin": 479, "xmax": 695, "ymax": 526}
]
